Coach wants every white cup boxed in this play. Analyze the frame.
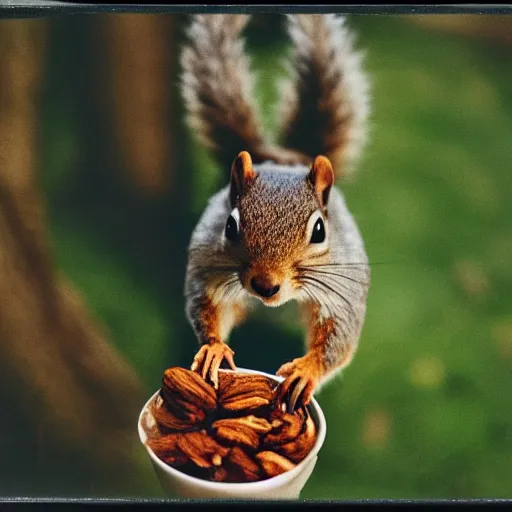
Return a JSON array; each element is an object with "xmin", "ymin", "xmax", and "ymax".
[{"xmin": 138, "ymin": 367, "xmax": 326, "ymax": 500}]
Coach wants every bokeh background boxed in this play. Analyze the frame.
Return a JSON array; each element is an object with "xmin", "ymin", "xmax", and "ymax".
[{"xmin": 0, "ymin": 11, "xmax": 510, "ymax": 500}]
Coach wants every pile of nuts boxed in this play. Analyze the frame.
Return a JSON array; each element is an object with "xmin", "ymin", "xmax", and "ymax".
[{"xmin": 141, "ymin": 367, "xmax": 317, "ymax": 483}]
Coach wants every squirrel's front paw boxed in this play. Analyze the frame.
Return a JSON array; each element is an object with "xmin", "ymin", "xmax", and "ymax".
[
  {"xmin": 276, "ymin": 355, "xmax": 323, "ymax": 413},
  {"xmin": 191, "ymin": 340, "xmax": 236, "ymax": 389}
]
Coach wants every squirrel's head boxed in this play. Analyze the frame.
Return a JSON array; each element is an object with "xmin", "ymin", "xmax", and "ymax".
[{"xmin": 222, "ymin": 151, "xmax": 335, "ymax": 307}]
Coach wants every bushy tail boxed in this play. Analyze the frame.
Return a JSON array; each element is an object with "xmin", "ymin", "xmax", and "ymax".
[
  {"xmin": 278, "ymin": 14, "xmax": 370, "ymax": 177},
  {"xmin": 180, "ymin": 15, "xmax": 308, "ymax": 171},
  {"xmin": 181, "ymin": 14, "xmax": 370, "ymax": 176}
]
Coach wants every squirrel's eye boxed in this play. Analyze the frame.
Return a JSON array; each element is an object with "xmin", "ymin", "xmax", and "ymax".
[
  {"xmin": 310, "ymin": 218, "xmax": 326, "ymax": 244},
  {"xmin": 225, "ymin": 214, "xmax": 239, "ymax": 241}
]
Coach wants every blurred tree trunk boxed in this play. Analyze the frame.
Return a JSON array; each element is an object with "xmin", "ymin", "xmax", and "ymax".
[
  {"xmin": 102, "ymin": 14, "xmax": 175, "ymax": 196},
  {"xmin": 0, "ymin": 18, "xmax": 151, "ymax": 496}
]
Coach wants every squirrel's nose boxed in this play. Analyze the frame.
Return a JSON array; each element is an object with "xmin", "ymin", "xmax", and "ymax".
[{"xmin": 250, "ymin": 277, "xmax": 280, "ymax": 298}]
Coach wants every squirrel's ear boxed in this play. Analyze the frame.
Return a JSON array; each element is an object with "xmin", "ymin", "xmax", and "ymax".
[
  {"xmin": 308, "ymin": 155, "xmax": 334, "ymax": 207},
  {"xmin": 230, "ymin": 151, "xmax": 255, "ymax": 206}
]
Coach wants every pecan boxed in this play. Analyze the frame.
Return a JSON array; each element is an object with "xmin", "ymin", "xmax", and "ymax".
[
  {"xmin": 218, "ymin": 372, "xmax": 275, "ymax": 400},
  {"xmin": 212, "ymin": 418, "xmax": 261, "ymax": 450},
  {"xmin": 151, "ymin": 396, "xmax": 203, "ymax": 431},
  {"xmin": 224, "ymin": 446, "xmax": 261, "ymax": 482},
  {"xmin": 162, "ymin": 367, "xmax": 217, "ymax": 412},
  {"xmin": 234, "ymin": 415, "xmax": 273, "ymax": 434},
  {"xmin": 177, "ymin": 431, "xmax": 230, "ymax": 469},
  {"xmin": 218, "ymin": 372, "xmax": 275, "ymax": 411},
  {"xmin": 255, "ymin": 451, "xmax": 296, "ymax": 478},
  {"xmin": 146, "ymin": 432, "xmax": 180, "ymax": 455},
  {"xmin": 146, "ymin": 433, "xmax": 188, "ymax": 466},
  {"xmin": 275, "ymin": 412, "xmax": 317, "ymax": 463},
  {"xmin": 264, "ymin": 408, "xmax": 308, "ymax": 447},
  {"xmin": 221, "ymin": 396, "xmax": 271, "ymax": 411},
  {"xmin": 217, "ymin": 370, "xmax": 238, "ymax": 395}
]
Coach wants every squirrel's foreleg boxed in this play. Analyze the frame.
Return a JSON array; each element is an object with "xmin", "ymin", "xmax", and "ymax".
[
  {"xmin": 187, "ymin": 294, "xmax": 248, "ymax": 388},
  {"xmin": 277, "ymin": 301, "xmax": 361, "ymax": 412}
]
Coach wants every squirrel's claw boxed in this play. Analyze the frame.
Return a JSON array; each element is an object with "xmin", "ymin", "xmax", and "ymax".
[
  {"xmin": 279, "ymin": 375, "xmax": 315, "ymax": 413},
  {"xmin": 288, "ymin": 378, "xmax": 309, "ymax": 413},
  {"xmin": 276, "ymin": 356, "xmax": 320, "ymax": 413},
  {"xmin": 191, "ymin": 341, "xmax": 236, "ymax": 389},
  {"xmin": 191, "ymin": 344, "xmax": 208, "ymax": 373},
  {"xmin": 201, "ymin": 347, "xmax": 217, "ymax": 381}
]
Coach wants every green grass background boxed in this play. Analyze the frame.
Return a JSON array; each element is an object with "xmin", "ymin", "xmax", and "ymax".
[{"xmin": 38, "ymin": 14, "xmax": 512, "ymax": 499}]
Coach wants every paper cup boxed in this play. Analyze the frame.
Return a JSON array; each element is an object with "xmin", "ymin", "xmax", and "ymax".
[{"xmin": 138, "ymin": 367, "xmax": 326, "ymax": 500}]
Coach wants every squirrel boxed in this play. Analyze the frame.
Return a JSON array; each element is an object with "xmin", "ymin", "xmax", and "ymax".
[{"xmin": 180, "ymin": 14, "xmax": 371, "ymax": 412}]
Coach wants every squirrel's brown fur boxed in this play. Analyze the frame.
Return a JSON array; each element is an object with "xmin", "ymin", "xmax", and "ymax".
[
  {"xmin": 181, "ymin": 14, "xmax": 370, "ymax": 177},
  {"xmin": 278, "ymin": 14, "xmax": 370, "ymax": 176},
  {"xmin": 181, "ymin": 14, "xmax": 310, "ymax": 172},
  {"xmin": 182, "ymin": 14, "xmax": 371, "ymax": 411}
]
